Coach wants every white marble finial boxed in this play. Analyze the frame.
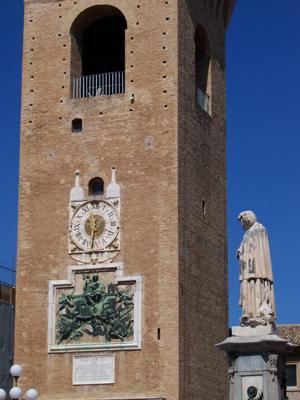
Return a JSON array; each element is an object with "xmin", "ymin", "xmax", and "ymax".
[
  {"xmin": 70, "ymin": 169, "xmax": 84, "ymax": 201},
  {"xmin": 106, "ymin": 167, "xmax": 120, "ymax": 198}
]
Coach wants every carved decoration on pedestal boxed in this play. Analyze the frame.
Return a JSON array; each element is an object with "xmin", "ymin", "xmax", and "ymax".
[
  {"xmin": 247, "ymin": 386, "xmax": 263, "ymax": 400},
  {"xmin": 267, "ymin": 354, "xmax": 278, "ymax": 382}
]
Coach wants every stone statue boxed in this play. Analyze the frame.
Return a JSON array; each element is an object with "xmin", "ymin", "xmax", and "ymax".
[{"xmin": 237, "ymin": 211, "xmax": 276, "ymax": 327}]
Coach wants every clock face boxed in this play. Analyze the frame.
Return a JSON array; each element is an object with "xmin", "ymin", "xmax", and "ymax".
[{"xmin": 70, "ymin": 200, "xmax": 119, "ymax": 251}]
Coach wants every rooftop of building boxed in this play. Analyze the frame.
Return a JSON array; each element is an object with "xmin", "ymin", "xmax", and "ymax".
[{"xmin": 278, "ymin": 325, "xmax": 300, "ymax": 346}]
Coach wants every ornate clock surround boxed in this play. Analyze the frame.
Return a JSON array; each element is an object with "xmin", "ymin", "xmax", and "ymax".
[{"xmin": 48, "ymin": 168, "xmax": 143, "ymax": 354}]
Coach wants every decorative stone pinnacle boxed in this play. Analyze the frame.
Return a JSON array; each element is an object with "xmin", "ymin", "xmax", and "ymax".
[
  {"xmin": 75, "ymin": 169, "xmax": 81, "ymax": 186},
  {"xmin": 70, "ymin": 169, "xmax": 84, "ymax": 201},
  {"xmin": 106, "ymin": 167, "xmax": 120, "ymax": 198},
  {"xmin": 111, "ymin": 167, "xmax": 116, "ymax": 182}
]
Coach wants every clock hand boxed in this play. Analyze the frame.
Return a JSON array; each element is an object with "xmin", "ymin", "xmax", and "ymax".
[
  {"xmin": 89, "ymin": 212, "xmax": 95, "ymax": 227},
  {"xmin": 91, "ymin": 225, "xmax": 96, "ymax": 249},
  {"xmin": 90, "ymin": 213, "xmax": 96, "ymax": 250}
]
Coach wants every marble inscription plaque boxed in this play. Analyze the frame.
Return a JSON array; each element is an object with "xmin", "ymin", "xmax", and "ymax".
[{"xmin": 73, "ymin": 354, "xmax": 115, "ymax": 385}]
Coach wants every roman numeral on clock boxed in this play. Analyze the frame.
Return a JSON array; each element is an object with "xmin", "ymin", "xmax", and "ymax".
[
  {"xmin": 75, "ymin": 232, "xmax": 83, "ymax": 241},
  {"xmin": 73, "ymin": 224, "xmax": 80, "ymax": 231},
  {"xmin": 81, "ymin": 204, "xmax": 91, "ymax": 213}
]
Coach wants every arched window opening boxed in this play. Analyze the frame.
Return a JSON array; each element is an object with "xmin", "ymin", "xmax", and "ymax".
[
  {"xmin": 88, "ymin": 177, "xmax": 104, "ymax": 196},
  {"xmin": 71, "ymin": 6, "xmax": 127, "ymax": 99},
  {"xmin": 72, "ymin": 118, "xmax": 83, "ymax": 133},
  {"xmin": 195, "ymin": 26, "xmax": 211, "ymax": 114}
]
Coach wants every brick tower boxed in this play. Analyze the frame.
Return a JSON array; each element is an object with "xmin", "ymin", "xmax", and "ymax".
[{"xmin": 16, "ymin": 1, "xmax": 236, "ymax": 399}]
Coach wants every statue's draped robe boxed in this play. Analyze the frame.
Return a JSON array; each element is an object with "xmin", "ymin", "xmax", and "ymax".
[{"xmin": 238, "ymin": 222, "xmax": 276, "ymax": 326}]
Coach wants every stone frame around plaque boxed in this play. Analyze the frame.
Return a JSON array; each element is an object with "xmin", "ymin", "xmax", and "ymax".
[{"xmin": 48, "ymin": 262, "xmax": 142, "ymax": 353}]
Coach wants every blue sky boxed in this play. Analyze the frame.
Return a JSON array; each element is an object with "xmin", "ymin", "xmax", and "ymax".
[{"xmin": 0, "ymin": 1, "xmax": 299, "ymax": 326}]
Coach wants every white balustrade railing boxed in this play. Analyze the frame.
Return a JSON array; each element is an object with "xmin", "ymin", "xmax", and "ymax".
[{"xmin": 72, "ymin": 71, "xmax": 125, "ymax": 99}]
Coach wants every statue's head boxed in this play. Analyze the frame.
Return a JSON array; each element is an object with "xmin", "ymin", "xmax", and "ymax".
[{"xmin": 238, "ymin": 210, "xmax": 257, "ymax": 231}]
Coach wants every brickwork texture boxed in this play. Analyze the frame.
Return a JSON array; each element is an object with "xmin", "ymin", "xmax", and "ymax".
[{"xmin": 15, "ymin": 0, "xmax": 235, "ymax": 399}]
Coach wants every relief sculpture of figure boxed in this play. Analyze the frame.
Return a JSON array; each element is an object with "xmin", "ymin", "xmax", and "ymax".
[{"xmin": 237, "ymin": 211, "xmax": 276, "ymax": 327}]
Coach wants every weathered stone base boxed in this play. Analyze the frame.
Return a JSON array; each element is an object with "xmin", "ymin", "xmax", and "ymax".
[
  {"xmin": 217, "ymin": 326, "xmax": 295, "ymax": 400},
  {"xmin": 231, "ymin": 324, "xmax": 277, "ymax": 337}
]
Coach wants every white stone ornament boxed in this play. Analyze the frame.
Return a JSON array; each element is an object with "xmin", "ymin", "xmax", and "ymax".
[
  {"xmin": 0, "ymin": 388, "xmax": 6, "ymax": 400},
  {"xmin": 70, "ymin": 170, "xmax": 84, "ymax": 201},
  {"xmin": 106, "ymin": 167, "xmax": 120, "ymax": 198},
  {"xmin": 237, "ymin": 211, "xmax": 276, "ymax": 327}
]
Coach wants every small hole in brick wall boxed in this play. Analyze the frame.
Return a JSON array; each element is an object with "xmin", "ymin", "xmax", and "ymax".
[
  {"xmin": 30, "ymin": 89, "xmax": 34, "ymax": 93},
  {"xmin": 60, "ymin": 99, "xmax": 64, "ymax": 103},
  {"xmin": 164, "ymin": 105, "xmax": 168, "ymax": 109},
  {"xmin": 130, "ymin": 65, "xmax": 134, "ymax": 68},
  {"xmin": 136, "ymin": 22, "xmax": 139, "ymax": 25},
  {"xmin": 137, "ymin": 5, "xmax": 141, "ymax": 8},
  {"xmin": 62, "ymin": 58, "xmax": 66, "ymax": 61},
  {"xmin": 99, "ymin": 112, "xmax": 103, "ymax": 115},
  {"xmin": 163, "ymin": 90, "xmax": 167, "ymax": 93},
  {"xmin": 63, "ymin": 44, "xmax": 66, "ymax": 47},
  {"xmin": 166, "ymin": 17, "xmax": 170, "ymax": 21},
  {"xmin": 202, "ymin": 200, "xmax": 206, "ymax": 215},
  {"xmin": 30, "ymin": 49, "xmax": 34, "ymax": 52},
  {"xmin": 130, "ymin": 80, "xmax": 134, "ymax": 83},
  {"xmin": 64, "ymin": 72, "xmax": 67, "ymax": 75},
  {"xmin": 163, "ymin": 75, "xmax": 167, "ymax": 79},
  {"xmin": 58, "ymin": 33, "xmax": 61, "ymax": 37},
  {"xmin": 62, "ymin": 85, "xmax": 65, "ymax": 89},
  {"xmin": 31, "ymin": 76, "xmax": 34, "ymax": 79},
  {"xmin": 31, "ymin": 37, "xmax": 35, "ymax": 40},
  {"xmin": 29, "ymin": 104, "xmax": 33, "ymax": 107},
  {"xmin": 130, "ymin": 51, "xmax": 134, "ymax": 54},
  {"xmin": 157, "ymin": 328, "xmax": 161, "ymax": 340},
  {"xmin": 29, "ymin": 120, "xmax": 32, "ymax": 124},
  {"xmin": 130, "ymin": 37, "xmax": 134, "ymax": 40},
  {"xmin": 58, "ymin": 3, "xmax": 62, "ymax": 6},
  {"xmin": 163, "ymin": 61, "xmax": 167, "ymax": 64},
  {"xmin": 162, "ymin": 46, "xmax": 166, "ymax": 50},
  {"xmin": 163, "ymin": 32, "xmax": 166, "ymax": 35},
  {"xmin": 72, "ymin": 118, "xmax": 83, "ymax": 133},
  {"xmin": 129, "ymin": 109, "xmax": 133, "ymax": 112},
  {"xmin": 165, "ymin": 1, "xmax": 169, "ymax": 4},
  {"xmin": 59, "ymin": 117, "xmax": 62, "ymax": 120},
  {"xmin": 74, "ymin": 1, "xmax": 77, "ymax": 4},
  {"xmin": 30, "ymin": 62, "xmax": 33, "ymax": 65},
  {"xmin": 29, "ymin": 19, "xmax": 33, "ymax": 22}
]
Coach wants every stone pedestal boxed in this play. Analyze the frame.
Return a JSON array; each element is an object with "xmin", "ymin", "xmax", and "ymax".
[{"xmin": 217, "ymin": 326, "xmax": 294, "ymax": 400}]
